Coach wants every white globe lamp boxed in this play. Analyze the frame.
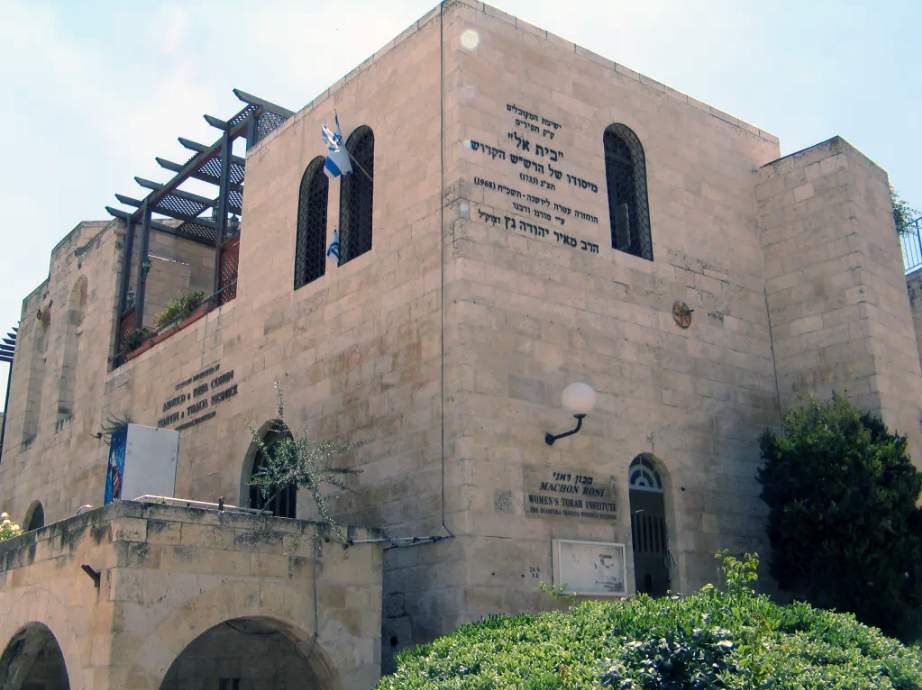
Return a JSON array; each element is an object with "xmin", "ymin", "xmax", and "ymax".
[{"xmin": 546, "ymin": 382, "xmax": 597, "ymax": 445}]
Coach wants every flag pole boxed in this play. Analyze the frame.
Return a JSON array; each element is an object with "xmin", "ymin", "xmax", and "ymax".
[
  {"xmin": 333, "ymin": 109, "xmax": 373, "ymax": 183},
  {"xmin": 344, "ymin": 148, "xmax": 374, "ymax": 184}
]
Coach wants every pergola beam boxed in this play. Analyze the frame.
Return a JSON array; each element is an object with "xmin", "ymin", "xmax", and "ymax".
[
  {"xmin": 155, "ymin": 157, "xmax": 244, "ymax": 193},
  {"xmin": 204, "ymin": 114, "xmax": 229, "ymax": 130},
  {"xmin": 134, "ymin": 177, "xmax": 216, "ymax": 208},
  {"xmin": 106, "ymin": 207, "xmax": 216, "ymax": 247},
  {"xmin": 179, "ymin": 137, "xmax": 247, "ymax": 166},
  {"xmin": 234, "ymin": 89, "xmax": 296, "ymax": 118}
]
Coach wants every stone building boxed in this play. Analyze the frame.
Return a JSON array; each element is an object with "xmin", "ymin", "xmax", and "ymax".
[{"xmin": 2, "ymin": 0, "xmax": 921, "ymax": 687}]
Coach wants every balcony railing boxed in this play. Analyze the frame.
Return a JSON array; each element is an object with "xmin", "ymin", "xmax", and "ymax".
[{"xmin": 900, "ymin": 216, "xmax": 922, "ymax": 274}]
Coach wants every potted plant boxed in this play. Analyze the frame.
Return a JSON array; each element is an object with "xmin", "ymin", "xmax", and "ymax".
[
  {"xmin": 123, "ymin": 327, "xmax": 154, "ymax": 359},
  {"xmin": 153, "ymin": 291, "xmax": 211, "ymax": 339}
]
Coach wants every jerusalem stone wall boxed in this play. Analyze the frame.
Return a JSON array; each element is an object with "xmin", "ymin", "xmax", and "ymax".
[
  {"xmin": 413, "ymin": 0, "xmax": 783, "ymax": 652},
  {"xmin": 906, "ymin": 268, "xmax": 922, "ymax": 365},
  {"xmin": 0, "ymin": 500, "xmax": 383, "ymax": 690},
  {"xmin": 3, "ymin": 0, "xmax": 920, "ymax": 680},
  {"xmin": 756, "ymin": 137, "xmax": 922, "ymax": 464},
  {"xmin": 0, "ymin": 220, "xmax": 123, "ymax": 525}
]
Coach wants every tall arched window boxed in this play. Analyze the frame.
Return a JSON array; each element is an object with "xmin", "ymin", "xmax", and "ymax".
[
  {"xmin": 294, "ymin": 157, "xmax": 329, "ymax": 290},
  {"xmin": 604, "ymin": 124, "xmax": 653, "ymax": 261},
  {"xmin": 248, "ymin": 424, "xmax": 297, "ymax": 519},
  {"xmin": 57, "ymin": 276, "xmax": 87, "ymax": 421},
  {"xmin": 338, "ymin": 126, "xmax": 374, "ymax": 265}
]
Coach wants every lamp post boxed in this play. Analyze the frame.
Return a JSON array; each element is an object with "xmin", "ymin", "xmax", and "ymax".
[{"xmin": 545, "ymin": 382, "xmax": 597, "ymax": 445}]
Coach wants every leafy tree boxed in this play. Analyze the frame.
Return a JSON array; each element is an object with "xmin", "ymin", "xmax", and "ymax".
[
  {"xmin": 892, "ymin": 185, "xmax": 919, "ymax": 235},
  {"xmin": 248, "ymin": 383, "xmax": 361, "ymax": 538},
  {"xmin": 757, "ymin": 393, "xmax": 922, "ymax": 642}
]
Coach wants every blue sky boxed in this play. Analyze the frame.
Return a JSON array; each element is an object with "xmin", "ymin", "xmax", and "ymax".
[{"xmin": 0, "ymin": 0, "xmax": 920, "ymax": 410}]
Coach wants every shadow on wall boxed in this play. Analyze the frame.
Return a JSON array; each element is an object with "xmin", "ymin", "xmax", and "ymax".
[{"xmin": 0, "ymin": 622, "xmax": 70, "ymax": 690}]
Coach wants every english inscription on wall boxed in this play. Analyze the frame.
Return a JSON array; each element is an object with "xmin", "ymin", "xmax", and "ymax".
[
  {"xmin": 157, "ymin": 362, "xmax": 238, "ymax": 431},
  {"xmin": 523, "ymin": 466, "xmax": 617, "ymax": 521}
]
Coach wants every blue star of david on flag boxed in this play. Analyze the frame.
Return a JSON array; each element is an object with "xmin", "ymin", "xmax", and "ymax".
[{"xmin": 322, "ymin": 114, "xmax": 353, "ymax": 179}]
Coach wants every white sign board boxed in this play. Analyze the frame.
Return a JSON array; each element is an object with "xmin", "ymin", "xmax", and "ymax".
[
  {"xmin": 120, "ymin": 424, "xmax": 179, "ymax": 502},
  {"xmin": 553, "ymin": 539, "xmax": 627, "ymax": 596}
]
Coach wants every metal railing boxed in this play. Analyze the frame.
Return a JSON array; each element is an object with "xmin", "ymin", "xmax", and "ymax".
[{"xmin": 900, "ymin": 216, "xmax": 922, "ymax": 274}]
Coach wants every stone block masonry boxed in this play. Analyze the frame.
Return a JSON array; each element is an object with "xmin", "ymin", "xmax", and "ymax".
[{"xmin": 0, "ymin": 501, "xmax": 384, "ymax": 690}]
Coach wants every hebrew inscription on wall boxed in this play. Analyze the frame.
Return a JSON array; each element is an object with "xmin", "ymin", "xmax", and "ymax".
[
  {"xmin": 523, "ymin": 466, "xmax": 617, "ymax": 521},
  {"xmin": 466, "ymin": 103, "xmax": 604, "ymax": 256}
]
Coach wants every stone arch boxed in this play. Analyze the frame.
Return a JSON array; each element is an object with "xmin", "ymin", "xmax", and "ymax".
[
  {"xmin": 126, "ymin": 582, "xmax": 341, "ymax": 690},
  {"xmin": 238, "ymin": 419, "xmax": 296, "ymax": 518},
  {"xmin": 0, "ymin": 589, "xmax": 86, "ymax": 689},
  {"xmin": 0, "ymin": 622, "xmax": 70, "ymax": 690},
  {"xmin": 627, "ymin": 453, "xmax": 676, "ymax": 596},
  {"xmin": 22, "ymin": 500, "xmax": 44, "ymax": 531}
]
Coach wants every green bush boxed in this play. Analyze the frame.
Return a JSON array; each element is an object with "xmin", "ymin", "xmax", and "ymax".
[
  {"xmin": 892, "ymin": 186, "xmax": 919, "ymax": 235},
  {"xmin": 757, "ymin": 394, "xmax": 922, "ymax": 643},
  {"xmin": 123, "ymin": 326, "xmax": 153, "ymax": 353},
  {"xmin": 153, "ymin": 291, "xmax": 208, "ymax": 330},
  {"xmin": 377, "ymin": 553, "xmax": 922, "ymax": 690}
]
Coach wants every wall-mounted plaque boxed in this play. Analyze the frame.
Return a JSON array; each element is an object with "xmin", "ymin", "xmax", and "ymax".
[
  {"xmin": 523, "ymin": 466, "xmax": 617, "ymax": 521},
  {"xmin": 553, "ymin": 539, "xmax": 627, "ymax": 596}
]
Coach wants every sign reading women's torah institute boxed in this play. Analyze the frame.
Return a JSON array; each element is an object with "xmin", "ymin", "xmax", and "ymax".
[{"xmin": 524, "ymin": 466, "xmax": 617, "ymax": 521}]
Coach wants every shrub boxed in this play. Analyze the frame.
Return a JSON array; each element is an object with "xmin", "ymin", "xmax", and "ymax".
[
  {"xmin": 123, "ymin": 327, "xmax": 153, "ymax": 353},
  {"xmin": 757, "ymin": 393, "xmax": 922, "ymax": 643},
  {"xmin": 153, "ymin": 291, "xmax": 208, "ymax": 329},
  {"xmin": 0, "ymin": 513, "xmax": 21, "ymax": 540},
  {"xmin": 377, "ymin": 553, "xmax": 922, "ymax": 690}
]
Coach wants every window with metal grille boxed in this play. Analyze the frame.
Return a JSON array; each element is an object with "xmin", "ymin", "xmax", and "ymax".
[
  {"xmin": 604, "ymin": 124, "xmax": 653, "ymax": 261},
  {"xmin": 294, "ymin": 156, "xmax": 329, "ymax": 289},
  {"xmin": 338, "ymin": 126, "xmax": 374, "ymax": 265},
  {"xmin": 248, "ymin": 426, "xmax": 297, "ymax": 519}
]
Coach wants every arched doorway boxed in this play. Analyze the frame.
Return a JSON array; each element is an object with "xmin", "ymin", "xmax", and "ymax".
[
  {"xmin": 160, "ymin": 617, "xmax": 322, "ymax": 690},
  {"xmin": 24, "ymin": 501, "xmax": 44, "ymax": 531},
  {"xmin": 0, "ymin": 622, "xmax": 70, "ymax": 689},
  {"xmin": 245, "ymin": 422, "xmax": 296, "ymax": 519},
  {"xmin": 629, "ymin": 454, "xmax": 670, "ymax": 596}
]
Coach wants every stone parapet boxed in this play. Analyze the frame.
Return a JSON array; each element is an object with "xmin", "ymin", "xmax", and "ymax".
[{"xmin": 0, "ymin": 500, "xmax": 384, "ymax": 690}]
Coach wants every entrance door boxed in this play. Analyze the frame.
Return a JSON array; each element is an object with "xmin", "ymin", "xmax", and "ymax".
[{"xmin": 629, "ymin": 455, "xmax": 670, "ymax": 596}]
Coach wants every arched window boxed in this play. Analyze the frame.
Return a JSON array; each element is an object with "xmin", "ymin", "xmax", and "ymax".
[
  {"xmin": 24, "ymin": 501, "xmax": 44, "ymax": 531},
  {"xmin": 248, "ymin": 425, "xmax": 297, "ymax": 519},
  {"xmin": 294, "ymin": 157, "xmax": 329, "ymax": 290},
  {"xmin": 338, "ymin": 126, "xmax": 374, "ymax": 265},
  {"xmin": 629, "ymin": 455, "xmax": 664, "ymax": 492},
  {"xmin": 57, "ymin": 277, "xmax": 87, "ymax": 421},
  {"xmin": 604, "ymin": 124, "xmax": 653, "ymax": 261}
]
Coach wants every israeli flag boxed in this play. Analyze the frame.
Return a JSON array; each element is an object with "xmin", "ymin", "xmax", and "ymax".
[
  {"xmin": 326, "ymin": 229, "xmax": 340, "ymax": 261},
  {"xmin": 322, "ymin": 114, "xmax": 353, "ymax": 179}
]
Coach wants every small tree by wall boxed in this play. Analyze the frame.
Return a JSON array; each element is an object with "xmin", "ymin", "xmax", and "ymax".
[
  {"xmin": 248, "ymin": 383, "xmax": 361, "ymax": 539},
  {"xmin": 756, "ymin": 393, "xmax": 922, "ymax": 642},
  {"xmin": 892, "ymin": 186, "xmax": 919, "ymax": 235}
]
